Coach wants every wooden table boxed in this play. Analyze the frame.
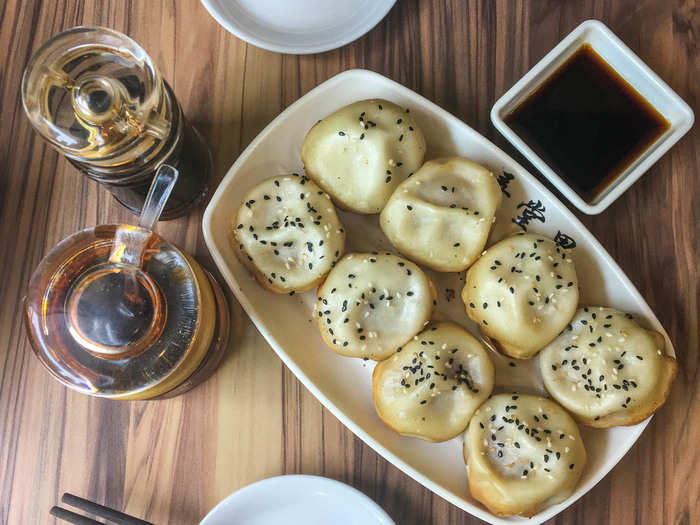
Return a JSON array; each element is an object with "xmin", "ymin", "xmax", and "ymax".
[{"xmin": 1, "ymin": 1, "xmax": 697, "ymax": 523}]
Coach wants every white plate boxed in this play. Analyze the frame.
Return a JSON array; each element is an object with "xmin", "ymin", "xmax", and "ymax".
[
  {"xmin": 491, "ymin": 20, "xmax": 694, "ymax": 215},
  {"xmin": 202, "ymin": 69, "xmax": 675, "ymax": 525},
  {"xmin": 200, "ymin": 475, "xmax": 395, "ymax": 525},
  {"xmin": 200, "ymin": 0, "xmax": 397, "ymax": 54}
]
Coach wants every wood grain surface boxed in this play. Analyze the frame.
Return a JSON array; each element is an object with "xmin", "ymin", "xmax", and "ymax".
[{"xmin": 0, "ymin": 1, "xmax": 697, "ymax": 524}]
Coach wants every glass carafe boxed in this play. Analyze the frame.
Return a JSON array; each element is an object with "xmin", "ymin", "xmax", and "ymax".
[{"xmin": 22, "ymin": 26, "xmax": 211, "ymax": 219}]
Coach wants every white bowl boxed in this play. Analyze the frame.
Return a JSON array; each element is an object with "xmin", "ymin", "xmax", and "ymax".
[
  {"xmin": 202, "ymin": 69, "xmax": 676, "ymax": 524},
  {"xmin": 200, "ymin": 0, "xmax": 396, "ymax": 54},
  {"xmin": 200, "ymin": 475, "xmax": 395, "ymax": 525},
  {"xmin": 491, "ymin": 19, "xmax": 694, "ymax": 215}
]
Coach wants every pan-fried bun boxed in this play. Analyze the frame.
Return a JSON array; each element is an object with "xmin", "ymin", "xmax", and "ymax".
[
  {"xmin": 302, "ymin": 99, "xmax": 426, "ymax": 214},
  {"xmin": 232, "ymin": 173, "xmax": 345, "ymax": 294},
  {"xmin": 464, "ymin": 393, "xmax": 586, "ymax": 517},
  {"xmin": 380, "ymin": 157, "xmax": 502, "ymax": 272},
  {"xmin": 539, "ymin": 306, "xmax": 678, "ymax": 427},
  {"xmin": 462, "ymin": 233, "xmax": 579, "ymax": 359},
  {"xmin": 372, "ymin": 321, "xmax": 494, "ymax": 442},
  {"xmin": 315, "ymin": 252, "xmax": 436, "ymax": 360}
]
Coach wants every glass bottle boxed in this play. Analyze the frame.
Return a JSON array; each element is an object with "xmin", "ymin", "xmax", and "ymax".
[{"xmin": 21, "ymin": 26, "xmax": 211, "ymax": 219}]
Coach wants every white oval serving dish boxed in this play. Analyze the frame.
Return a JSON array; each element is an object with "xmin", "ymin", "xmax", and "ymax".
[{"xmin": 202, "ymin": 69, "xmax": 675, "ymax": 525}]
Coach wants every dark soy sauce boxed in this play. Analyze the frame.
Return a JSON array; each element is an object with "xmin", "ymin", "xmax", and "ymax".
[{"xmin": 505, "ymin": 44, "xmax": 670, "ymax": 203}]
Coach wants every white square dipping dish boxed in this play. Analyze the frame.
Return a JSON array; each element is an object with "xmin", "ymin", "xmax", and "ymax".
[
  {"xmin": 491, "ymin": 19, "xmax": 694, "ymax": 215},
  {"xmin": 202, "ymin": 69, "xmax": 676, "ymax": 525}
]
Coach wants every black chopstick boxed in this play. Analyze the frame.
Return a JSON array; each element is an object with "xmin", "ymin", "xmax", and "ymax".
[
  {"xmin": 50, "ymin": 506, "xmax": 102, "ymax": 525},
  {"xmin": 55, "ymin": 493, "xmax": 155, "ymax": 525}
]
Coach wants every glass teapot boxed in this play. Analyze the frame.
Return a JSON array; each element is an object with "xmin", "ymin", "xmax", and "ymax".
[{"xmin": 24, "ymin": 166, "xmax": 230, "ymax": 399}]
